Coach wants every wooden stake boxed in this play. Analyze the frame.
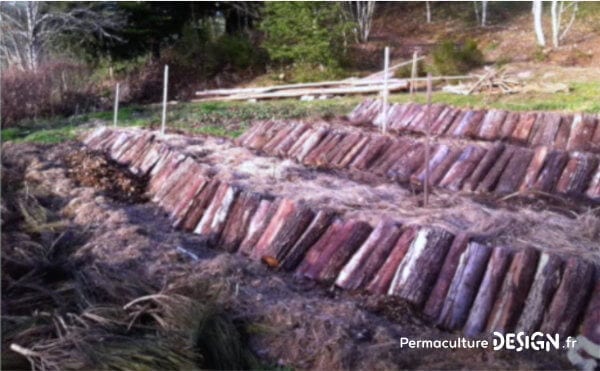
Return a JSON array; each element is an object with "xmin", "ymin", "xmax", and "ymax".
[
  {"xmin": 424, "ymin": 73, "xmax": 432, "ymax": 207},
  {"xmin": 382, "ymin": 46, "xmax": 390, "ymax": 134},
  {"xmin": 161, "ymin": 65, "xmax": 169, "ymax": 135},
  {"xmin": 113, "ymin": 83, "xmax": 120, "ymax": 127},
  {"xmin": 410, "ymin": 51, "xmax": 419, "ymax": 95}
]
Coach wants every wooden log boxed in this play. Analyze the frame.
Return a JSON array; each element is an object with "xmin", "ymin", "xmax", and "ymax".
[
  {"xmin": 567, "ymin": 114, "xmax": 598, "ymax": 152},
  {"xmin": 387, "ymin": 143, "xmax": 425, "ymax": 183},
  {"xmin": 410, "ymin": 104, "xmax": 446, "ymax": 133},
  {"xmin": 476, "ymin": 146, "xmax": 515, "ymax": 192},
  {"xmin": 328, "ymin": 132, "xmax": 366, "ymax": 168},
  {"xmin": 273, "ymin": 123, "xmax": 311, "ymax": 156},
  {"xmin": 388, "ymin": 228, "xmax": 454, "ymax": 308},
  {"xmin": 289, "ymin": 127, "xmax": 329, "ymax": 162},
  {"xmin": 516, "ymin": 253, "xmax": 564, "ymax": 333},
  {"xmin": 498, "ymin": 112, "xmax": 520, "ymax": 141},
  {"xmin": 553, "ymin": 115, "xmax": 572, "ymax": 150},
  {"xmin": 439, "ymin": 146, "xmax": 486, "ymax": 191},
  {"xmin": 411, "ymin": 145, "xmax": 462, "ymax": 187},
  {"xmin": 239, "ymin": 120, "xmax": 275, "ymax": 147},
  {"xmin": 519, "ymin": 146, "xmax": 549, "ymax": 192},
  {"xmin": 139, "ymin": 143, "xmax": 169, "ymax": 176},
  {"xmin": 530, "ymin": 113, "xmax": 562, "ymax": 146},
  {"xmin": 349, "ymin": 135, "xmax": 393, "ymax": 171},
  {"xmin": 392, "ymin": 103, "xmax": 422, "ymax": 131},
  {"xmin": 171, "ymin": 176, "xmax": 209, "ymax": 229},
  {"xmin": 427, "ymin": 106, "xmax": 449, "ymax": 133},
  {"xmin": 592, "ymin": 118, "xmax": 600, "ymax": 153},
  {"xmin": 158, "ymin": 163, "xmax": 203, "ymax": 214},
  {"xmin": 449, "ymin": 110, "xmax": 486, "ymax": 138},
  {"xmin": 463, "ymin": 144, "xmax": 505, "ymax": 192},
  {"xmin": 251, "ymin": 199, "xmax": 315, "ymax": 261},
  {"xmin": 335, "ymin": 135, "xmax": 371, "ymax": 168},
  {"xmin": 437, "ymin": 242, "xmax": 493, "ymax": 330},
  {"xmin": 366, "ymin": 226, "xmax": 418, "ymax": 295},
  {"xmin": 371, "ymin": 139, "xmax": 413, "ymax": 175},
  {"xmin": 300, "ymin": 131, "xmax": 338, "ymax": 165},
  {"xmin": 478, "ymin": 110, "xmax": 508, "ymax": 141},
  {"xmin": 540, "ymin": 257, "xmax": 594, "ymax": 337},
  {"xmin": 423, "ymin": 233, "xmax": 470, "ymax": 320},
  {"xmin": 510, "ymin": 113, "xmax": 537, "ymax": 144},
  {"xmin": 348, "ymin": 99, "xmax": 376, "ymax": 122},
  {"xmin": 335, "ymin": 220, "xmax": 403, "ymax": 291},
  {"xmin": 494, "ymin": 147, "xmax": 534, "ymax": 194},
  {"xmin": 119, "ymin": 133, "xmax": 154, "ymax": 165},
  {"xmin": 153, "ymin": 157, "xmax": 197, "ymax": 203},
  {"xmin": 248, "ymin": 122, "xmax": 287, "ymax": 151},
  {"xmin": 129, "ymin": 138, "xmax": 159, "ymax": 175},
  {"xmin": 532, "ymin": 150, "xmax": 569, "ymax": 192},
  {"xmin": 580, "ymin": 279, "xmax": 600, "ymax": 344},
  {"xmin": 83, "ymin": 127, "xmax": 110, "ymax": 148},
  {"xmin": 486, "ymin": 248, "xmax": 540, "ymax": 333},
  {"xmin": 148, "ymin": 153, "xmax": 186, "ymax": 195},
  {"xmin": 585, "ymin": 168, "xmax": 600, "ymax": 201},
  {"xmin": 262, "ymin": 124, "xmax": 297, "ymax": 154},
  {"xmin": 218, "ymin": 191, "xmax": 262, "ymax": 253},
  {"xmin": 387, "ymin": 103, "xmax": 412, "ymax": 129},
  {"xmin": 238, "ymin": 198, "xmax": 279, "ymax": 256},
  {"xmin": 305, "ymin": 219, "xmax": 373, "ymax": 283},
  {"xmin": 309, "ymin": 133, "xmax": 348, "ymax": 167},
  {"xmin": 463, "ymin": 246, "xmax": 514, "ymax": 337},
  {"xmin": 193, "ymin": 183, "xmax": 240, "ymax": 246},
  {"xmin": 556, "ymin": 153, "xmax": 599, "ymax": 195},
  {"xmin": 95, "ymin": 130, "xmax": 121, "ymax": 151},
  {"xmin": 180, "ymin": 179, "xmax": 222, "ymax": 232},
  {"xmin": 432, "ymin": 107, "xmax": 461, "ymax": 135},
  {"xmin": 109, "ymin": 132, "xmax": 136, "ymax": 161},
  {"xmin": 235, "ymin": 120, "xmax": 266, "ymax": 146},
  {"xmin": 403, "ymin": 106, "xmax": 429, "ymax": 132},
  {"xmin": 280, "ymin": 210, "xmax": 336, "ymax": 271}
]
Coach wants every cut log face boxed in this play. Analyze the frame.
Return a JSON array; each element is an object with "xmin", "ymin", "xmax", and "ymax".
[
  {"xmin": 238, "ymin": 198, "xmax": 279, "ymax": 256},
  {"xmin": 218, "ymin": 191, "xmax": 262, "ymax": 253},
  {"xmin": 297, "ymin": 219, "xmax": 372, "ymax": 282},
  {"xmin": 476, "ymin": 146, "xmax": 516, "ymax": 192},
  {"xmin": 439, "ymin": 146, "xmax": 487, "ymax": 191},
  {"xmin": 180, "ymin": 179, "xmax": 222, "ymax": 232},
  {"xmin": 335, "ymin": 220, "xmax": 403, "ymax": 291},
  {"xmin": 532, "ymin": 150, "xmax": 569, "ymax": 192},
  {"xmin": 423, "ymin": 233, "xmax": 470, "ymax": 320},
  {"xmin": 387, "ymin": 143, "xmax": 425, "ymax": 183},
  {"xmin": 366, "ymin": 226, "xmax": 418, "ymax": 295},
  {"xmin": 511, "ymin": 113, "xmax": 537, "ymax": 144},
  {"xmin": 494, "ymin": 148, "xmax": 534, "ymax": 194},
  {"xmin": 580, "ymin": 280, "xmax": 600, "ymax": 344},
  {"xmin": 463, "ymin": 145, "xmax": 505, "ymax": 192},
  {"xmin": 515, "ymin": 253, "xmax": 564, "ymax": 334},
  {"xmin": 478, "ymin": 110, "xmax": 508, "ymax": 141},
  {"xmin": 193, "ymin": 183, "xmax": 240, "ymax": 246},
  {"xmin": 463, "ymin": 246, "xmax": 514, "ymax": 337},
  {"xmin": 486, "ymin": 248, "xmax": 539, "ymax": 334},
  {"xmin": 388, "ymin": 228, "xmax": 454, "ymax": 308},
  {"xmin": 556, "ymin": 153, "xmax": 599, "ymax": 195},
  {"xmin": 437, "ymin": 242, "xmax": 493, "ymax": 331},
  {"xmin": 567, "ymin": 114, "xmax": 597, "ymax": 152},
  {"xmin": 280, "ymin": 210, "xmax": 336, "ymax": 271},
  {"xmin": 251, "ymin": 199, "xmax": 315, "ymax": 261},
  {"xmin": 540, "ymin": 257, "xmax": 595, "ymax": 337}
]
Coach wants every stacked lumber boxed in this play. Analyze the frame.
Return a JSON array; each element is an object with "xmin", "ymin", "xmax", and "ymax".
[
  {"xmin": 349, "ymin": 100, "xmax": 600, "ymax": 154},
  {"xmin": 82, "ymin": 127, "xmax": 599, "ymax": 343},
  {"xmin": 236, "ymin": 119, "xmax": 600, "ymax": 202}
]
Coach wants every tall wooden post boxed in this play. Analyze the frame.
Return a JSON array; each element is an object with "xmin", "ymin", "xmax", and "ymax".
[
  {"xmin": 382, "ymin": 46, "xmax": 390, "ymax": 134},
  {"xmin": 161, "ymin": 65, "xmax": 169, "ymax": 135},
  {"xmin": 113, "ymin": 83, "xmax": 120, "ymax": 127},
  {"xmin": 424, "ymin": 73, "xmax": 432, "ymax": 206},
  {"xmin": 410, "ymin": 51, "xmax": 418, "ymax": 95}
]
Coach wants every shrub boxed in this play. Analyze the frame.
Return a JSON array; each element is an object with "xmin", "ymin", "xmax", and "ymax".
[{"xmin": 430, "ymin": 39, "xmax": 484, "ymax": 76}]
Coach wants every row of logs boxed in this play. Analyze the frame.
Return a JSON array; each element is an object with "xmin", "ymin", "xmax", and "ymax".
[
  {"xmin": 236, "ymin": 120, "xmax": 600, "ymax": 201},
  {"xmin": 349, "ymin": 100, "xmax": 600, "ymax": 154},
  {"xmin": 82, "ymin": 127, "xmax": 599, "ymax": 345}
]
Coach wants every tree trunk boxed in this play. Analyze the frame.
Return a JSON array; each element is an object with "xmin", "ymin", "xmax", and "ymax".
[
  {"xmin": 238, "ymin": 198, "xmax": 280, "ymax": 256},
  {"xmin": 551, "ymin": 0, "xmax": 560, "ymax": 48},
  {"xmin": 556, "ymin": 153, "xmax": 598, "ymax": 195},
  {"xmin": 533, "ymin": 0, "xmax": 546, "ymax": 47},
  {"xmin": 426, "ymin": 1, "xmax": 431, "ymax": 23},
  {"xmin": 193, "ymin": 183, "xmax": 240, "ymax": 246},
  {"xmin": 438, "ymin": 146, "xmax": 486, "ymax": 191},
  {"xmin": 478, "ymin": 110, "xmax": 508, "ymax": 140},
  {"xmin": 494, "ymin": 147, "xmax": 534, "ymax": 194},
  {"xmin": 531, "ymin": 150, "xmax": 569, "ymax": 192},
  {"xmin": 481, "ymin": 1, "xmax": 488, "ymax": 26},
  {"xmin": 218, "ymin": 191, "xmax": 262, "ymax": 253}
]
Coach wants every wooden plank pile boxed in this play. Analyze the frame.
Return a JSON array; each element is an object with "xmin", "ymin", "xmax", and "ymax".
[{"xmin": 81, "ymin": 127, "xmax": 599, "ymax": 346}]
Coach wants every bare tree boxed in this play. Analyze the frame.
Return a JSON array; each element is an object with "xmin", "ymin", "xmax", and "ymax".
[
  {"xmin": 345, "ymin": 1, "xmax": 376, "ymax": 43},
  {"xmin": 551, "ymin": 1, "xmax": 578, "ymax": 48},
  {"xmin": 532, "ymin": 0, "xmax": 546, "ymax": 46},
  {"xmin": 0, "ymin": 2, "xmax": 124, "ymax": 70},
  {"xmin": 426, "ymin": 1, "xmax": 432, "ymax": 23},
  {"xmin": 473, "ymin": 1, "xmax": 488, "ymax": 27}
]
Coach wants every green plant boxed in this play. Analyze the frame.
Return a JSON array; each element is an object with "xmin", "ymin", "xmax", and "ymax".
[{"xmin": 430, "ymin": 39, "xmax": 484, "ymax": 75}]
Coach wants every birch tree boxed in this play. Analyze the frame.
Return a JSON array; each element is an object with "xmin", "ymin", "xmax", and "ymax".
[
  {"xmin": 551, "ymin": 1, "xmax": 578, "ymax": 48},
  {"xmin": 473, "ymin": 1, "xmax": 488, "ymax": 27},
  {"xmin": 345, "ymin": 1, "xmax": 376, "ymax": 43},
  {"xmin": 532, "ymin": 0, "xmax": 546, "ymax": 46},
  {"xmin": 426, "ymin": 1, "xmax": 432, "ymax": 23}
]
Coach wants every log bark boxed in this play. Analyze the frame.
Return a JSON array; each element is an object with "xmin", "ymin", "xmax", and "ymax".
[
  {"xmin": 308, "ymin": 133, "xmax": 347, "ymax": 167},
  {"xmin": 520, "ymin": 146, "xmax": 549, "ymax": 192},
  {"xmin": 540, "ymin": 257, "xmax": 595, "ymax": 337},
  {"xmin": 476, "ymin": 146, "xmax": 515, "ymax": 192},
  {"xmin": 335, "ymin": 220, "xmax": 403, "ymax": 290},
  {"xmin": 83, "ymin": 127, "xmax": 110, "ymax": 148},
  {"xmin": 280, "ymin": 210, "xmax": 336, "ymax": 271},
  {"xmin": 218, "ymin": 191, "xmax": 262, "ymax": 253},
  {"xmin": 327, "ymin": 132, "xmax": 364, "ymax": 168},
  {"xmin": 498, "ymin": 112, "xmax": 520, "ymax": 141},
  {"xmin": 273, "ymin": 123, "xmax": 311, "ymax": 156},
  {"xmin": 349, "ymin": 136, "xmax": 393, "ymax": 171},
  {"xmin": 553, "ymin": 115, "xmax": 572, "ymax": 150},
  {"xmin": 119, "ymin": 133, "xmax": 154, "ymax": 165},
  {"xmin": 193, "ymin": 183, "xmax": 240, "ymax": 246},
  {"xmin": 510, "ymin": 113, "xmax": 537, "ymax": 144},
  {"xmin": 410, "ymin": 104, "xmax": 446, "ymax": 133},
  {"xmin": 567, "ymin": 114, "xmax": 597, "ymax": 152},
  {"xmin": 585, "ymin": 168, "xmax": 600, "ymax": 201},
  {"xmin": 439, "ymin": 146, "xmax": 486, "ymax": 191},
  {"xmin": 129, "ymin": 138, "xmax": 159, "ymax": 175},
  {"xmin": 580, "ymin": 279, "xmax": 600, "ymax": 344},
  {"xmin": 423, "ymin": 233, "xmax": 470, "ymax": 320},
  {"xmin": 494, "ymin": 148, "xmax": 534, "ymax": 194},
  {"xmin": 301, "ymin": 131, "xmax": 338, "ymax": 164},
  {"xmin": 486, "ymin": 248, "xmax": 539, "ymax": 333},
  {"xmin": 148, "ymin": 153, "xmax": 186, "ymax": 195},
  {"xmin": 238, "ymin": 198, "xmax": 279, "ymax": 256},
  {"xmin": 336, "ymin": 136, "xmax": 371, "ymax": 168},
  {"xmin": 556, "ymin": 153, "xmax": 599, "ymax": 195},
  {"xmin": 139, "ymin": 143, "xmax": 169, "ymax": 176},
  {"xmin": 478, "ymin": 110, "xmax": 508, "ymax": 141},
  {"xmin": 449, "ymin": 110, "xmax": 485, "ymax": 138},
  {"xmin": 366, "ymin": 226, "xmax": 418, "ymax": 295},
  {"xmin": 180, "ymin": 179, "xmax": 222, "ymax": 232},
  {"xmin": 388, "ymin": 228, "xmax": 454, "ymax": 308},
  {"xmin": 251, "ymin": 199, "xmax": 315, "ymax": 261},
  {"xmin": 392, "ymin": 103, "xmax": 423, "ymax": 131},
  {"xmin": 532, "ymin": 150, "xmax": 569, "ymax": 192},
  {"xmin": 159, "ymin": 163, "xmax": 203, "ymax": 214},
  {"xmin": 371, "ymin": 139, "xmax": 413, "ymax": 176},
  {"xmin": 235, "ymin": 120, "xmax": 270, "ymax": 147},
  {"xmin": 153, "ymin": 158, "xmax": 197, "ymax": 203},
  {"xmin": 387, "ymin": 143, "xmax": 425, "ymax": 183},
  {"xmin": 246, "ymin": 121, "xmax": 282, "ymax": 150},
  {"xmin": 463, "ymin": 144, "xmax": 505, "ymax": 192},
  {"xmin": 171, "ymin": 176, "xmax": 209, "ymax": 229},
  {"xmin": 463, "ymin": 246, "xmax": 514, "ymax": 337},
  {"xmin": 516, "ymin": 253, "xmax": 564, "ymax": 333},
  {"xmin": 437, "ymin": 242, "xmax": 493, "ymax": 330},
  {"xmin": 262, "ymin": 124, "xmax": 297, "ymax": 154},
  {"xmin": 412, "ymin": 145, "xmax": 462, "ymax": 187},
  {"xmin": 432, "ymin": 107, "xmax": 461, "ymax": 135},
  {"xmin": 289, "ymin": 128, "xmax": 329, "ymax": 162},
  {"xmin": 530, "ymin": 113, "xmax": 562, "ymax": 146},
  {"xmin": 592, "ymin": 120, "xmax": 600, "ymax": 153}
]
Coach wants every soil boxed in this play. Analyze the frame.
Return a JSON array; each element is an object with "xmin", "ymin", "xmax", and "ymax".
[{"xmin": 0, "ymin": 140, "xmax": 576, "ymax": 369}]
